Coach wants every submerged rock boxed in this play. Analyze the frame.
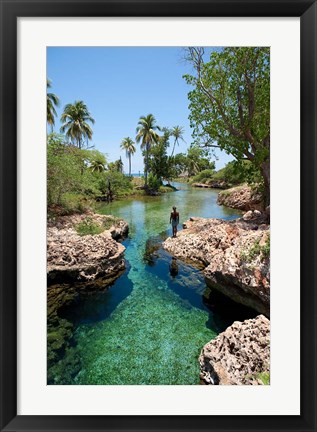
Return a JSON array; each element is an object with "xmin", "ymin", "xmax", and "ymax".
[
  {"xmin": 199, "ymin": 315, "xmax": 270, "ymax": 385},
  {"xmin": 163, "ymin": 217, "xmax": 270, "ymax": 316},
  {"xmin": 218, "ymin": 185, "xmax": 264, "ymax": 211}
]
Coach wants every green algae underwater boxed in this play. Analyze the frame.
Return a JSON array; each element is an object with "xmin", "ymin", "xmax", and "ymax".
[{"xmin": 48, "ymin": 183, "xmax": 251, "ymax": 385}]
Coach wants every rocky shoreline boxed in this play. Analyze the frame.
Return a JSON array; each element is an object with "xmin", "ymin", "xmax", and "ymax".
[
  {"xmin": 199, "ymin": 315, "xmax": 270, "ymax": 385},
  {"xmin": 217, "ymin": 185, "xmax": 264, "ymax": 211},
  {"xmin": 47, "ymin": 213, "xmax": 128, "ymax": 284},
  {"xmin": 47, "ymin": 212, "xmax": 129, "ymax": 383},
  {"xmin": 163, "ymin": 215, "xmax": 270, "ymax": 317},
  {"xmin": 163, "ymin": 213, "xmax": 270, "ymax": 385},
  {"xmin": 47, "ymin": 209, "xmax": 270, "ymax": 385},
  {"xmin": 192, "ymin": 180, "xmax": 229, "ymax": 190}
]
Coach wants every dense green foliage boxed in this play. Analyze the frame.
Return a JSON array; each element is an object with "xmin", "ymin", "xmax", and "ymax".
[
  {"xmin": 169, "ymin": 145, "xmax": 215, "ymax": 178},
  {"xmin": 47, "ymin": 134, "xmax": 133, "ymax": 214},
  {"xmin": 47, "ymin": 134, "xmax": 90, "ymax": 208},
  {"xmin": 191, "ymin": 160, "xmax": 261, "ymax": 187},
  {"xmin": 147, "ymin": 173, "xmax": 162, "ymax": 191},
  {"xmin": 75, "ymin": 215, "xmax": 120, "ymax": 236},
  {"xmin": 99, "ymin": 171, "xmax": 133, "ymax": 197},
  {"xmin": 108, "ymin": 158, "xmax": 124, "ymax": 173},
  {"xmin": 147, "ymin": 129, "xmax": 172, "ymax": 184},
  {"xmin": 75, "ymin": 217, "xmax": 104, "ymax": 236},
  {"xmin": 184, "ymin": 47, "xmax": 270, "ymax": 203},
  {"xmin": 191, "ymin": 169, "xmax": 216, "ymax": 184},
  {"xmin": 136, "ymin": 114, "xmax": 161, "ymax": 187}
]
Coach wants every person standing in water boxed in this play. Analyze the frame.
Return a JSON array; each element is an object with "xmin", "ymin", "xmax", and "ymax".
[{"xmin": 170, "ymin": 206, "xmax": 179, "ymax": 238}]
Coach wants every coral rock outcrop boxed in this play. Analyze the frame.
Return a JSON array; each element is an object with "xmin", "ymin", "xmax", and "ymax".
[
  {"xmin": 193, "ymin": 180, "xmax": 229, "ymax": 189},
  {"xmin": 218, "ymin": 185, "xmax": 264, "ymax": 211},
  {"xmin": 47, "ymin": 213, "xmax": 129, "ymax": 380},
  {"xmin": 47, "ymin": 213, "xmax": 128, "ymax": 284},
  {"xmin": 163, "ymin": 217, "xmax": 270, "ymax": 316},
  {"xmin": 199, "ymin": 315, "xmax": 270, "ymax": 385}
]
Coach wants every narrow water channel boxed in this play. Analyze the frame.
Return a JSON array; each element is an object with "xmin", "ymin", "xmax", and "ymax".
[{"xmin": 52, "ymin": 183, "xmax": 254, "ymax": 385}]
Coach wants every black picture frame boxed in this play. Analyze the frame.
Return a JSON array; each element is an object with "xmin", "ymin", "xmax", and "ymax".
[{"xmin": 0, "ymin": 1, "xmax": 316, "ymax": 431}]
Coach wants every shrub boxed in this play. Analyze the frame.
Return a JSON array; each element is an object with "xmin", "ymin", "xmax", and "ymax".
[
  {"xmin": 240, "ymin": 234, "xmax": 270, "ymax": 262},
  {"xmin": 75, "ymin": 217, "xmax": 104, "ymax": 236},
  {"xmin": 47, "ymin": 134, "xmax": 109, "ymax": 210},
  {"xmin": 59, "ymin": 193, "xmax": 91, "ymax": 215},
  {"xmin": 210, "ymin": 161, "xmax": 262, "ymax": 186},
  {"xmin": 261, "ymin": 234, "xmax": 270, "ymax": 258},
  {"xmin": 191, "ymin": 169, "xmax": 216, "ymax": 184},
  {"xmin": 256, "ymin": 372, "xmax": 270, "ymax": 385},
  {"xmin": 147, "ymin": 173, "xmax": 161, "ymax": 191},
  {"xmin": 97, "ymin": 171, "xmax": 133, "ymax": 198},
  {"xmin": 102, "ymin": 216, "xmax": 120, "ymax": 230}
]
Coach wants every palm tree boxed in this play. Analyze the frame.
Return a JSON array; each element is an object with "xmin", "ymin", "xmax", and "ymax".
[
  {"xmin": 60, "ymin": 101, "xmax": 95, "ymax": 149},
  {"xmin": 170, "ymin": 125, "xmax": 185, "ymax": 157},
  {"xmin": 90, "ymin": 160, "xmax": 105, "ymax": 173},
  {"xmin": 117, "ymin": 157, "xmax": 124, "ymax": 173},
  {"xmin": 88, "ymin": 150, "xmax": 107, "ymax": 173},
  {"xmin": 120, "ymin": 137, "xmax": 136, "ymax": 177},
  {"xmin": 47, "ymin": 79, "xmax": 60, "ymax": 131},
  {"xmin": 187, "ymin": 155, "xmax": 200, "ymax": 177},
  {"xmin": 135, "ymin": 114, "xmax": 160, "ymax": 187}
]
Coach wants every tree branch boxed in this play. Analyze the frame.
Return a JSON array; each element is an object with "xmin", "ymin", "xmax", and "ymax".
[{"xmin": 237, "ymin": 88, "xmax": 245, "ymax": 128}]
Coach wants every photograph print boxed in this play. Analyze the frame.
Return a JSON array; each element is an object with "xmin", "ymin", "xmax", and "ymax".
[{"xmin": 47, "ymin": 46, "xmax": 270, "ymax": 385}]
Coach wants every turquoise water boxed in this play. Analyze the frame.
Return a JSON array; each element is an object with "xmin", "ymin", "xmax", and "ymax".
[{"xmin": 52, "ymin": 183, "xmax": 244, "ymax": 385}]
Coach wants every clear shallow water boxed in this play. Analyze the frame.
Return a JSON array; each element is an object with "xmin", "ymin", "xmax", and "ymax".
[{"xmin": 53, "ymin": 183, "xmax": 244, "ymax": 385}]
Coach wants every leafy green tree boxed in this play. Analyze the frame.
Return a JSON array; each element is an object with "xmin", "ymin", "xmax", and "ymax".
[
  {"xmin": 98, "ymin": 171, "xmax": 133, "ymax": 197},
  {"xmin": 219, "ymin": 160, "xmax": 261, "ymax": 185},
  {"xmin": 60, "ymin": 100, "xmax": 95, "ymax": 149},
  {"xmin": 186, "ymin": 152, "xmax": 200, "ymax": 176},
  {"xmin": 147, "ymin": 173, "xmax": 161, "ymax": 191},
  {"xmin": 184, "ymin": 47, "xmax": 270, "ymax": 204},
  {"xmin": 120, "ymin": 137, "xmax": 136, "ymax": 177},
  {"xmin": 85, "ymin": 150, "xmax": 107, "ymax": 173},
  {"xmin": 148, "ymin": 129, "xmax": 171, "ymax": 183},
  {"xmin": 89, "ymin": 160, "xmax": 105, "ymax": 173},
  {"xmin": 108, "ymin": 157, "xmax": 124, "ymax": 173},
  {"xmin": 171, "ymin": 153, "xmax": 188, "ymax": 177},
  {"xmin": 47, "ymin": 133, "xmax": 84, "ymax": 206},
  {"xmin": 135, "ymin": 114, "xmax": 161, "ymax": 187},
  {"xmin": 170, "ymin": 125, "xmax": 185, "ymax": 157},
  {"xmin": 47, "ymin": 79, "xmax": 60, "ymax": 131},
  {"xmin": 186, "ymin": 144, "xmax": 214, "ymax": 176},
  {"xmin": 47, "ymin": 134, "xmax": 107, "ymax": 211}
]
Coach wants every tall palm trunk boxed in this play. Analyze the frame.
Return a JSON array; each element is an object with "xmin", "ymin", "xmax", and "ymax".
[
  {"xmin": 144, "ymin": 142, "xmax": 149, "ymax": 187},
  {"xmin": 129, "ymin": 153, "xmax": 131, "ymax": 177},
  {"xmin": 170, "ymin": 139, "xmax": 177, "ymax": 158}
]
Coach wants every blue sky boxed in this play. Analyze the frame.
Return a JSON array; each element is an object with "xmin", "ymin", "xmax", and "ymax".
[{"xmin": 47, "ymin": 47, "xmax": 233, "ymax": 173}]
